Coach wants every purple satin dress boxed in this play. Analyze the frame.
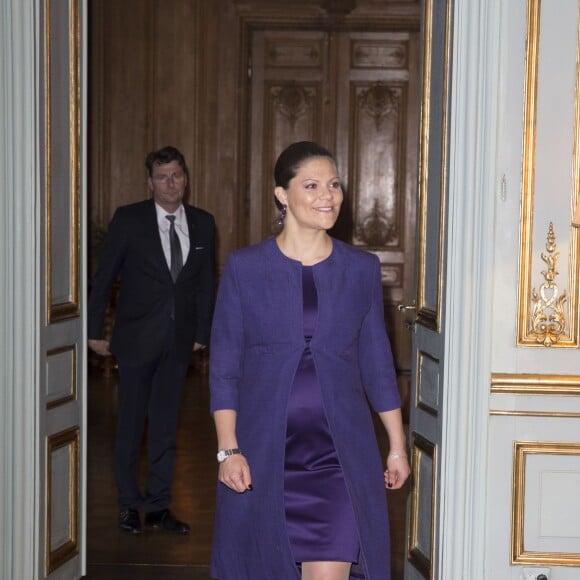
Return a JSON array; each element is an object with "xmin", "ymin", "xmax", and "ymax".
[{"xmin": 284, "ymin": 266, "xmax": 360, "ymax": 563}]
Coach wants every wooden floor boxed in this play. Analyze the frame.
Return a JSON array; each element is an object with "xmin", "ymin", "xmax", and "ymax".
[{"xmin": 85, "ymin": 366, "xmax": 408, "ymax": 579}]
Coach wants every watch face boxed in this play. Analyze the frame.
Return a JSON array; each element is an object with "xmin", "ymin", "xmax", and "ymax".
[{"xmin": 217, "ymin": 448, "xmax": 240, "ymax": 462}]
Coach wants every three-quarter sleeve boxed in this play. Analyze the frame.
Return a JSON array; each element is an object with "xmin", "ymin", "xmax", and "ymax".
[
  {"xmin": 209, "ymin": 255, "xmax": 245, "ymax": 413},
  {"xmin": 358, "ymin": 256, "xmax": 401, "ymax": 412}
]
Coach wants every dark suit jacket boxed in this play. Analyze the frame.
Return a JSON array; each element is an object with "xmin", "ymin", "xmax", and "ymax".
[{"xmin": 88, "ymin": 199, "xmax": 215, "ymax": 363}]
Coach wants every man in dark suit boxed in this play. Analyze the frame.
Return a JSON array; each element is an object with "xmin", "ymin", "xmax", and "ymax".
[{"xmin": 88, "ymin": 146, "xmax": 215, "ymax": 534}]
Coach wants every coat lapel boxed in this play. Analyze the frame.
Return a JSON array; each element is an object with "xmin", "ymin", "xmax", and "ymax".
[{"xmin": 182, "ymin": 205, "xmax": 196, "ymax": 270}]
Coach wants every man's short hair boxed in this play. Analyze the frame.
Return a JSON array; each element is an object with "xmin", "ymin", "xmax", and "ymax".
[{"xmin": 145, "ymin": 146, "xmax": 186, "ymax": 176}]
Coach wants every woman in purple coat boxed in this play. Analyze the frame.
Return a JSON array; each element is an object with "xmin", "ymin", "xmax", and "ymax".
[{"xmin": 209, "ymin": 142, "xmax": 410, "ymax": 580}]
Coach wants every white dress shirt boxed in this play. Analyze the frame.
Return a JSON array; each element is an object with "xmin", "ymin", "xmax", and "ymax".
[{"xmin": 155, "ymin": 203, "xmax": 190, "ymax": 269}]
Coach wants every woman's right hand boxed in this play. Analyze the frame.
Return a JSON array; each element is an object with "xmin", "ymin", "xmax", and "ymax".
[{"xmin": 218, "ymin": 454, "xmax": 253, "ymax": 493}]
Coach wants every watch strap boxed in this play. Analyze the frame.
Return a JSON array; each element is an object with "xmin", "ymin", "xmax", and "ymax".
[{"xmin": 217, "ymin": 448, "xmax": 242, "ymax": 463}]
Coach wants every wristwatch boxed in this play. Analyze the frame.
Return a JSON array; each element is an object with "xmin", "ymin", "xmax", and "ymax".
[{"xmin": 217, "ymin": 448, "xmax": 242, "ymax": 463}]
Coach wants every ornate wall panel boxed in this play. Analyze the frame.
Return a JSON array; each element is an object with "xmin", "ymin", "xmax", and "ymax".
[
  {"xmin": 415, "ymin": 0, "xmax": 452, "ymax": 331},
  {"xmin": 351, "ymin": 38, "xmax": 408, "ymax": 69},
  {"xmin": 44, "ymin": 0, "xmax": 81, "ymax": 323},
  {"xmin": 517, "ymin": 0, "xmax": 580, "ymax": 347},
  {"xmin": 335, "ymin": 31, "xmax": 417, "ymax": 312},
  {"xmin": 248, "ymin": 31, "xmax": 327, "ymax": 243},
  {"xmin": 489, "ymin": 372, "xmax": 580, "ymax": 572},
  {"xmin": 262, "ymin": 80, "xmax": 324, "ymax": 235},
  {"xmin": 512, "ymin": 441, "xmax": 580, "ymax": 565},
  {"xmin": 350, "ymin": 82, "xmax": 404, "ymax": 252}
]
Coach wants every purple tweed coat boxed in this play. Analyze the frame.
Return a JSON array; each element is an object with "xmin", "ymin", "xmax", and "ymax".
[{"xmin": 209, "ymin": 237, "xmax": 401, "ymax": 580}]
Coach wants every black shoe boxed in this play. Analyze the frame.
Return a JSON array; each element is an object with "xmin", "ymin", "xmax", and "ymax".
[
  {"xmin": 144, "ymin": 508, "xmax": 190, "ymax": 534},
  {"xmin": 119, "ymin": 509, "xmax": 141, "ymax": 534}
]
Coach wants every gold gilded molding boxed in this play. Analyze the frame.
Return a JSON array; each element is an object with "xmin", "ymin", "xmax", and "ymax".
[
  {"xmin": 408, "ymin": 432, "xmax": 437, "ymax": 579},
  {"xmin": 46, "ymin": 426, "xmax": 79, "ymax": 574},
  {"xmin": 491, "ymin": 372, "xmax": 580, "ymax": 396},
  {"xmin": 491, "ymin": 410, "xmax": 580, "ymax": 418},
  {"xmin": 517, "ymin": 0, "xmax": 580, "ymax": 347},
  {"xmin": 529, "ymin": 223, "xmax": 568, "ymax": 345},
  {"xmin": 416, "ymin": 0, "xmax": 451, "ymax": 332},
  {"xmin": 511, "ymin": 441, "xmax": 580, "ymax": 566},
  {"xmin": 45, "ymin": 0, "xmax": 81, "ymax": 324}
]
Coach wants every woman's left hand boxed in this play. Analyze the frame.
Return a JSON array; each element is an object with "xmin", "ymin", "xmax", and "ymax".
[
  {"xmin": 218, "ymin": 453, "xmax": 253, "ymax": 493},
  {"xmin": 384, "ymin": 452, "xmax": 410, "ymax": 489}
]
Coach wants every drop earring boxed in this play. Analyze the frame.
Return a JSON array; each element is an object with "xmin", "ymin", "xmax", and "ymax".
[{"xmin": 277, "ymin": 204, "xmax": 287, "ymax": 225}]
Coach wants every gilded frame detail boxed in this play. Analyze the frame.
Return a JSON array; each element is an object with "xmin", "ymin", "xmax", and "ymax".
[
  {"xmin": 44, "ymin": 0, "xmax": 81, "ymax": 324},
  {"xmin": 408, "ymin": 432, "xmax": 437, "ymax": 578},
  {"xmin": 45, "ymin": 426, "xmax": 80, "ymax": 574},
  {"xmin": 517, "ymin": 0, "xmax": 580, "ymax": 347},
  {"xmin": 491, "ymin": 372, "xmax": 580, "ymax": 396},
  {"xmin": 511, "ymin": 440, "xmax": 580, "ymax": 566},
  {"xmin": 415, "ymin": 0, "xmax": 451, "ymax": 332}
]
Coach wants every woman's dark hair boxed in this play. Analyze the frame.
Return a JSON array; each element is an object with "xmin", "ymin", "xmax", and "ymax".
[
  {"xmin": 145, "ymin": 146, "xmax": 186, "ymax": 177},
  {"xmin": 274, "ymin": 141, "xmax": 336, "ymax": 189}
]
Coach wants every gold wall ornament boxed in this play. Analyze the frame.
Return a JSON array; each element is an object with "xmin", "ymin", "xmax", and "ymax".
[
  {"xmin": 517, "ymin": 0, "xmax": 580, "ymax": 347},
  {"xmin": 529, "ymin": 223, "xmax": 567, "ymax": 346}
]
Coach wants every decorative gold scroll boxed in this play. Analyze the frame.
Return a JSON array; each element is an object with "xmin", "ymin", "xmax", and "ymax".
[
  {"xmin": 517, "ymin": 0, "xmax": 580, "ymax": 347},
  {"xmin": 44, "ymin": 0, "xmax": 81, "ymax": 324},
  {"xmin": 529, "ymin": 223, "xmax": 567, "ymax": 346}
]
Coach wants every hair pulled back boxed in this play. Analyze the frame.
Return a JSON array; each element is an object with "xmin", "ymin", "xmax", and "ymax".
[{"xmin": 274, "ymin": 141, "xmax": 336, "ymax": 189}]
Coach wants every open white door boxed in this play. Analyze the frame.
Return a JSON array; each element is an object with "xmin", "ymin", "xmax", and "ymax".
[
  {"xmin": 38, "ymin": 0, "xmax": 87, "ymax": 577},
  {"xmin": 404, "ymin": 0, "xmax": 453, "ymax": 578}
]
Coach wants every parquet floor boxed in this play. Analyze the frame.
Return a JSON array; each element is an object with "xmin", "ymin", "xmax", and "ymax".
[{"xmin": 85, "ymin": 366, "xmax": 408, "ymax": 579}]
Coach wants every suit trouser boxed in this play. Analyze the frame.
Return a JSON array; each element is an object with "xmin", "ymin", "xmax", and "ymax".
[{"xmin": 115, "ymin": 329, "xmax": 190, "ymax": 512}]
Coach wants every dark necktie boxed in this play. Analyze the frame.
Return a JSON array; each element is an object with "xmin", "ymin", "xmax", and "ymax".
[{"xmin": 165, "ymin": 215, "xmax": 183, "ymax": 282}]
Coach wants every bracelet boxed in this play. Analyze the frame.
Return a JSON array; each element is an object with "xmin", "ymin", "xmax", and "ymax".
[{"xmin": 388, "ymin": 452, "xmax": 407, "ymax": 460}]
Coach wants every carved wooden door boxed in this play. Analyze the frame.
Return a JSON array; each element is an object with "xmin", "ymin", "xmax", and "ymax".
[{"xmin": 248, "ymin": 28, "xmax": 419, "ymax": 411}]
